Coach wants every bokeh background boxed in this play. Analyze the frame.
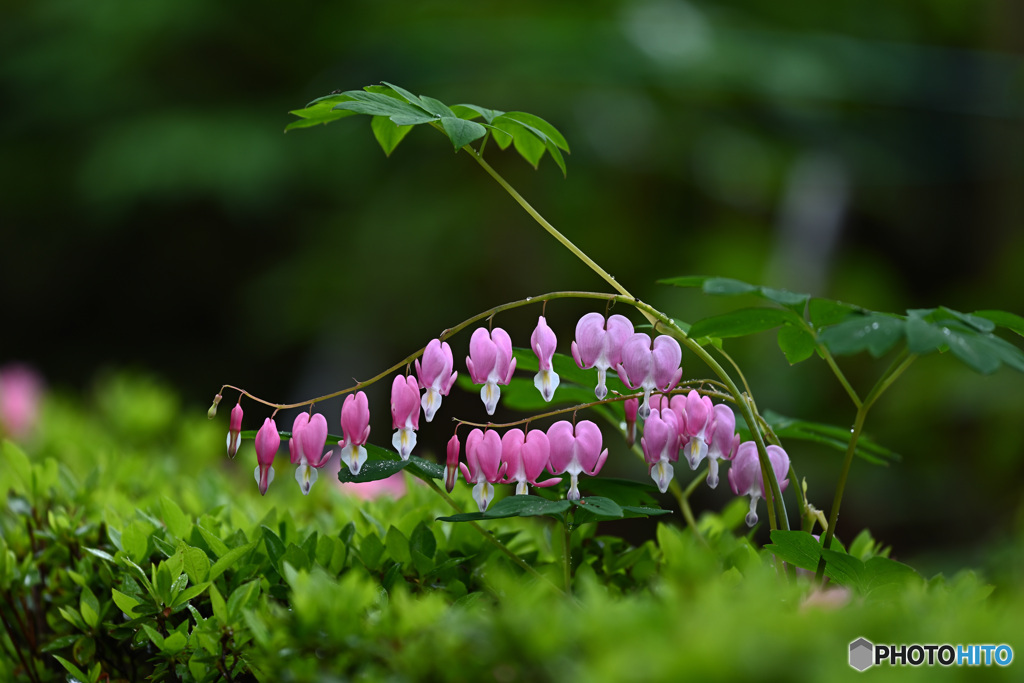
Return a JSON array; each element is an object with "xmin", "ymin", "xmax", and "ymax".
[{"xmin": 2, "ymin": 0, "xmax": 1022, "ymax": 578}]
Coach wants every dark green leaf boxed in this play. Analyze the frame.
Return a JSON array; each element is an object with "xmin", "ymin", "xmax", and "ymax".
[
  {"xmin": 777, "ymin": 325, "xmax": 816, "ymax": 364},
  {"xmin": 281, "ymin": 543, "xmax": 311, "ymax": 573},
  {"xmin": 437, "ymin": 495, "xmax": 572, "ymax": 522},
  {"xmin": 385, "ymin": 526, "xmax": 411, "ymax": 564},
  {"xmin": 379, "ymin": 81, "xmax": 423, "ymax": 107},
  {"xmin": 688, "ymin": 308, "xmax": 801, "ymax": 339},
  {"xmin": 820, "ymin": 548, "xmax": 865, "ymax": 590},
  {"xmin": 760, "ymin": 410, "xmax": 901, "ymax": 465},
  {"xmin": 766, "ymin": 530, "xmax": 822, "ymax": 571},
  {"xmin": 339, "ymin": 456, "xmax": 410, "ymax": 483},
  {"xmin": 658, "ymin": 275, "xmax": 712, "ymax": 288},
  {"xmin": 371, "ymin": 116, "xmax": 414, "ymax": 156},
  {"xmin": 818, "ymin": 314, "xmax": 905, "ymax": 358},
  {"xmin": 760, "ymin": 287, "xmax": 810, "ymax": 313},
  {"xmin": 451, "ymin": 104, "xmax": 504, "ymax": 124},
  {"xmin": 572, "ymin": 496, "xmax": 624, "ymax": 525},
  {"xmin": 261, "ymin": 526, "xmax": 285, "ymax": 567},
  {"xmin": 580, "ymin": 477, "xmax": 660, "ymax": 507},
  {"xmin": 862, "ymin": 556, "xmax": 922, "ymax": 596},
  {"xmin": 410, "ymin": 523, "xmax": 436, "ymax": 561},
  {"xmin": 439, "ymin": 116, "xmax": 487, "ymax": 150},
  {"xmin": 286, "ymin": 100, "xmax": 358, "ymax": 131},
  {"xmin": 702, "ymin": 277, "xmax": 757, "ymax": 295},
  {"xmin": 621, "ymin": 505, "xmax": 673, "ymax": 519},
  {"xmin": 332, "ymin": 91, "xmax": 436, "ymax": 125},
  {"xmin": 973, "ymin": 309, "xmax": 1024, "ymax": 337},
  {"xmin": 808, "ymin": 298, "xmax": 860, "ymax": 329},
  {"xmin": 500, "ymin": 111, "xmax": 570, "ymax": 151},
  {"xmin": 419, "ymin": 95, "xmax": 456, "ymax": 119}
]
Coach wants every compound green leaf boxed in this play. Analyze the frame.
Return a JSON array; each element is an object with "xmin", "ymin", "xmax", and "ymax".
[
  {"xmin": 777, "ymin": 325, "xmax": 816, "ymax": 364},
  {"xmin": 688, "ymin": 308, "xmax": 800, "ymax": 339},
  {"xmin": 371, "ymin": 116, "xmax": 414, "ymax": 156},
  {"xmin": 973, "ymin": 309, "xmax": 1024, "ymax": 337},
  {"xmin": 439, "ymin": 116, "xmax": 487, "ymax": 150},
  {"xmin": 818, "ymin": 313, "xmax": 905, "ymax": 358},
  {"xmin": 501, "ymin": 111, "xmax": 570, "ymax": 151}
]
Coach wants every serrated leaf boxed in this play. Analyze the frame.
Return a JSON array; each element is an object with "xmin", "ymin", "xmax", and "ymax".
[
  {"xmin": 689, "ymin": 308, "xmax": 801, "ymax": 339},
  {"xmin": 371, "ymin": 116, "xmax": 414, "ymax": 156},
  {"xmin": 818, "ymin": 313, "xmax": 905, "ymax": 358},
  {"xmin": 439, "ymin": 116, "xmax": 487, "ymax": 150},
  {"xmin": 777, "ymin": 325, "xmax": 816, "ymax": 364}
]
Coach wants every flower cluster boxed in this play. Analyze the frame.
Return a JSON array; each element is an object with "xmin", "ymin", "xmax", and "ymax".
[
  {"xmin": 224, "ymin": 312, "xmax": 789, "ymax": 523},
  {"xmin": 453, "ymin": 419, "xmax": 606, "ymax": 510}
]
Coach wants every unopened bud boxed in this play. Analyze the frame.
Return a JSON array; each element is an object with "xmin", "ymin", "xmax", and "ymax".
[{"xmin": 208, "ymin": 393, "xmax": 223, "ymax": 419}]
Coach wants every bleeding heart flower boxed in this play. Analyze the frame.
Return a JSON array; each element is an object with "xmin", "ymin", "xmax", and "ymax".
[
  {"xmin": 728, "ymin": 442, "xmax": 790, "ymax": 527},
  {"xmin": 291, "ymin": 412, "xmax": 330, "ymax": 495},
  {"xmin": 615, "ymin": 333, "xmax": 682, "ymax": 419},
  {"xmin": 547, "ymin": 420, "xmax": 609, "ymax": 501},
  {"xmin": 460, "ymin": 429, "xmax": 507, "ymax": 511},
  {"xmin": 466, "ymin": 327, "xmax": 516, "ymax": 415},
  {"xmin": 641, "ymin": 408, "xmax": 680, "ymax": 493},
  {"xmin": 705, "ymin": 403, "xmax": 740, "ymax": 489},
  {"xmin": 254, "ymin": 417, "xmax": 281, "ymax": 496},
  {"xmin": 531, "ymin": 316, "xmax": 560, "ymax": 402},
  {"xmin": 391, "ymin": 375, "xmax": 421, "ymax": 459},
  {"xmin": 338, "ymin": 391, "xmax": 371, "ymax": 475},
  {"xmin": 415, "ymin": 339, "xmax": 457, "ymax": 422},
  {"xmin": 500, "ymin": 428, "xmax": 560, "ymax": 495},
  {"xmin": 571, "ymin": 313, "xmax": 633, "ymax": 400}
]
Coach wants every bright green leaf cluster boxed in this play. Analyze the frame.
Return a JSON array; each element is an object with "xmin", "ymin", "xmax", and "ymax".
[{"xmin": 287, "ymin": 82, "xmax": 571, "ymax": 175}]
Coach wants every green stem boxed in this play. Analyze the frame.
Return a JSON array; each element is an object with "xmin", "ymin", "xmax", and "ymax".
[
  {"xmin": 815, "ymin": 351, "xmax": 916, "ymax": 580},
  {"xmin": 421, "ymin": 477, "xmax": 565, "ymax": 594},
  {"xmin": 563, "ymin": 512, "xmax": 574, "ymax": 594},
  {"xmin": 470, "ymin": 152, "xmax": 642, "ymax": 308}
]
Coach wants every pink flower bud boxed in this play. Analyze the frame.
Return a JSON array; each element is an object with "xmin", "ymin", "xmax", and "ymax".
[
  {"xmin": 226, "ymin": 403, "xmax": 243, "ymax": 458},
  {"xmin": 681, "ymin": 390, "xmax": 714, "ymax": 471},
  {"xmin": 531, "ymin": 316, "xmax": 560, "ymax": 402},
  {"xmin": 254, "ymin": 417, "xmax": 281, "ymax": 496},
  {"xmin": 623, "ymin": 397, "xmax": 639, "ymax": 447},
  {"xmin": 444, "ymin": 434, "xmax": 461, "ymax": 493},
  {"xmin": 0, "ymin": 364, "xmax": 43, "ymax": 440},
  {"xmin": 415, "ymin": 339, "xmax": 458, "ymax": 422}
]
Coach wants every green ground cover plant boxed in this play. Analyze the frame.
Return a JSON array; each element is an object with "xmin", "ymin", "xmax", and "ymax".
[{"xmin": 2, "ymin": 84, "xmax": 1022, "ymax": 682}]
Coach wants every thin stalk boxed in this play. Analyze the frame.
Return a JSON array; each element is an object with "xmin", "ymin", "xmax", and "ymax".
[
  {"xmin": 815, "ymin": 351, "xmax": 916, "ymax": 580},
  {"xmin": 470, "ymin": 152, "xmax": 643, "ymax": 310},
  {"xmin": 0, "ymin": 606, "xmax": 39, "ymax": 683},
  {"xmin": 563, "ymin": 513, "xmax": 574, "ymax": 594},
  {"xmin": 421, "ymin": 477, "xmax": 565, "ymax": 594}
]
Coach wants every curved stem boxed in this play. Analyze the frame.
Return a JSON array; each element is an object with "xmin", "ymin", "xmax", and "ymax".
[
  {"xmin": 563, "ymin": 513, "xmax": 574, "ymax": 594},
  {"xmin": 470, "ymin": 152, "xmax": 644, "ymax": 310}
]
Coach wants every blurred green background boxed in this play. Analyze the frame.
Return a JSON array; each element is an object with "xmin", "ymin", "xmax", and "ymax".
[{"xmin": 2, "ymin": 1, "xmax": 1022, "ymax": 575}]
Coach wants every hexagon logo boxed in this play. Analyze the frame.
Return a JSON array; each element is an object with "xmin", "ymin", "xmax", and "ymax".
[{"xmin": 849, "ymin": 638, "xmax": 874, "ymax": 671}]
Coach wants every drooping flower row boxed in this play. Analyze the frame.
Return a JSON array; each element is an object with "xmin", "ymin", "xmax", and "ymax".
[
  {"xmin": 224, "ymin": 311, "xmax": 789, "ymax": 525},
  {"xmin": 446, "ymin": 420, "xmax": 608, "ymax": 511}
]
